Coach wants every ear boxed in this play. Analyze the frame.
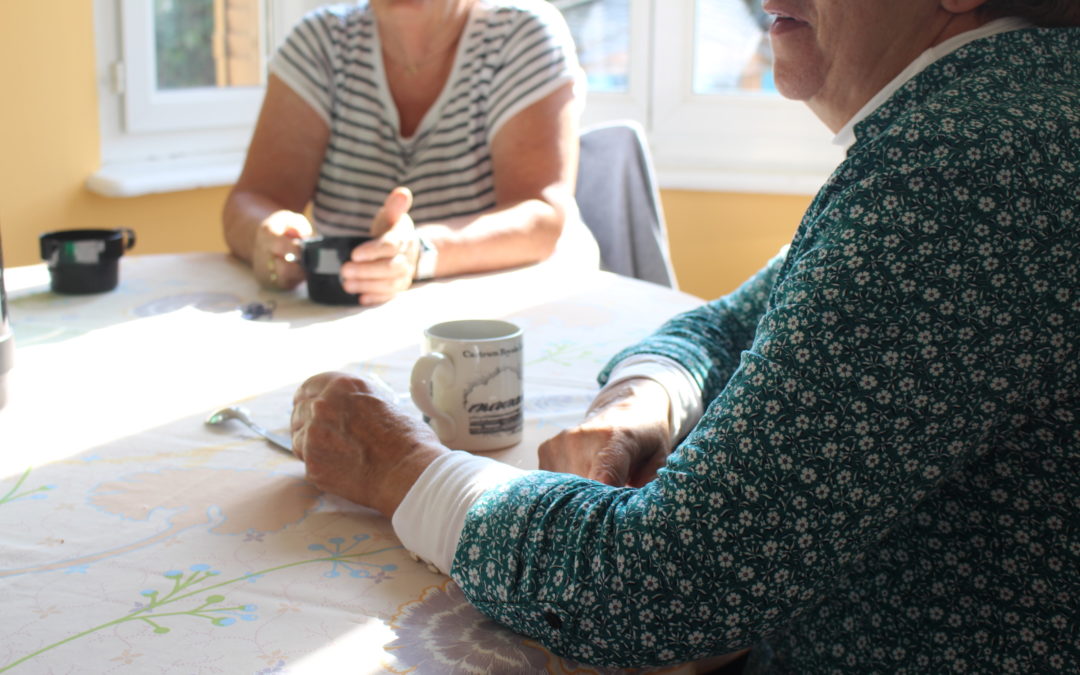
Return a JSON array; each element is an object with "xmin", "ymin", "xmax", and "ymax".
[{"xmin": 941, "ymin": 0, "xmax": 990, "ymax": 13}]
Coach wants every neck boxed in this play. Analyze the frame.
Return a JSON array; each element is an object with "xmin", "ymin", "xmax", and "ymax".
[
  {"xmin": 810, "ymin": 11, "xmax": 992, "ymax": 133},
  {"xmin": 376, "ymin": 1, "xmax": 471, "ymax": 75}
]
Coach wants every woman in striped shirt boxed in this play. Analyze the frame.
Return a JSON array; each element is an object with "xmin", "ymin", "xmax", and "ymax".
[{"xmin": 224, "ymin": 0, "xmax": 596, "ymax": 304}]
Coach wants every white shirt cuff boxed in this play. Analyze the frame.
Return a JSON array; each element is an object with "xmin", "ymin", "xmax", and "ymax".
[
  {"xmin": 391, "ymin": 451, "xmax": 529, "ymax": 575},
  {"xmin": 605, "ymin": 355, "xmax": 704, "ymax": 445}
]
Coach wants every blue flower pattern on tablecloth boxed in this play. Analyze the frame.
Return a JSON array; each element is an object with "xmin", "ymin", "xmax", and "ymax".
[{"xmin": 309, "ymin": 534, "xmax": 398, "ymax": 579}]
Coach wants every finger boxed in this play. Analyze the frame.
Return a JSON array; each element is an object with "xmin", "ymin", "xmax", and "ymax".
[
  {"xmin": 263, "ymin": 254, "xmax": 282, "ymax": 288},
  {"xmin": 294, "ymin": 371, "xmax": 339, "ymax": 404},
  {"xmin": 269, "ymin": 234, "xmax": 303, "ymax": 259},
  {"xmin": 370, "ymin": 187, "xmax": 414, "ymax": 238},
  {"xmin": 349, "ymin": 277, "xmax": 410, "ymax": 305},
  {"xmin": 342, "ymin": 256, "xmax": 416, "ymax": 285},
  {"xmin": 538, "ymin": 430, "xmax": 602, "ymax": 477},
  {"xmin": 538, "ymin": 437, "xmax": 579, "ymax": 474},
  {"xmin": 358, "ymin": 291, "xmax": 397, "ymax": 306},
  {"xmin": 348, "ymin": 238, "xmax": 401, "ymax": 264}
]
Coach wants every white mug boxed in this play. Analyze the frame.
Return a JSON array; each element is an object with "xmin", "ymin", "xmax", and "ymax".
[{"xmin": 410, "ymin": 320, "xmax": 523, "ymax": 452}]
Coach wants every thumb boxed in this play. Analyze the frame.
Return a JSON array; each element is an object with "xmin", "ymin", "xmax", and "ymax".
[{"xmin": 371, "ymin": 187, "xmax": 414, "ymax": 237}]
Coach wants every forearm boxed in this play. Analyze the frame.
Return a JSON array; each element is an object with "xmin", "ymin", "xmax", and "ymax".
[
  {"xmin": 222, "ymin": 189, "xmax": 301, "ymax": 263},
  {"xmin": 600, "ymin": 248, "xmax": 786, "ymax": 400},
  {"xmin": 417, "ymin": 189, "xmax": 572, "ymax": 277}
]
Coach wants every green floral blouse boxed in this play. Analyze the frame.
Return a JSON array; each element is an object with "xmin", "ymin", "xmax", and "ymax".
[{"xmin": 451, "ymin": 27, "xmax": 1079, "ymax": 674}]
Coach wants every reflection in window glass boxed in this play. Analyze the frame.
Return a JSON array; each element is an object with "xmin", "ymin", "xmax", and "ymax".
[
  {"xmin": 694, "ymin": 0, "xmax": 775, "ymax": 94},
  {"xmin": 551, "ymin": 0, "xmax": 630, "ymax": 93},
  {"xmin": 154, "ymin": 0, "xmax": 264, "ymax": 91}
]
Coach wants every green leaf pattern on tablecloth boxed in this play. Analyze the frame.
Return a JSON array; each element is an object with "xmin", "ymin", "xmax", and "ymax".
[{"xmin": 0, "ymin": 537, "xmax": 401, "ymax": 673}]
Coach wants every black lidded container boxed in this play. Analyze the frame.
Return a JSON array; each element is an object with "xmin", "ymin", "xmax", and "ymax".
[{"xmin": 39, "ymin": 228, "xmax": 136, "ymax": 294}]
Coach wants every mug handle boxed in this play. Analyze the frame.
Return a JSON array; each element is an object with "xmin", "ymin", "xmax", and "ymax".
[
  {"xmin": 410, "ymin": 352, "xmax": 456, "ymax": 444},
  {"xmin": 121, "ymin": 228, "xmax": 136, "ymax": 251}
]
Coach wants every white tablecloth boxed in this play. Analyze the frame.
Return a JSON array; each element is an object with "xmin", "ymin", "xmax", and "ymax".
[{"xmin": 0, "ymin": 253, "xmax": 706, "ymax": 674}]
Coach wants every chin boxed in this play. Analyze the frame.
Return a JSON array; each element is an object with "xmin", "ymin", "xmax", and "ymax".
[{"xmin": 772, "ymin": 70, "xmax": 813, "ymax": 102}]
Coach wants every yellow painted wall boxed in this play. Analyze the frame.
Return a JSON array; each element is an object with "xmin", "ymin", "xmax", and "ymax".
[
  {"xmin": 663, "ymin": 190, "xmax": 809, "ymax": 298},
  {"xmin": 0, "ymin": 3, "xmax": 231, "ymax": 272},
  {"xmin": 0, "ymin": 4, "xmax": 811, "ymax": 302}
]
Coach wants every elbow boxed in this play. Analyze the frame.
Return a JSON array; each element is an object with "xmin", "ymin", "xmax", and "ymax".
[{"xmin": 528, "ymin": 187, "xmax": 575, "ymax": 262}]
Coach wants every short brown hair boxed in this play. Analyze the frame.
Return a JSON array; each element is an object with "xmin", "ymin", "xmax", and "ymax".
[{"xmin": 980, "ymin": 0, "xmax": 1080, "ymax": 27}]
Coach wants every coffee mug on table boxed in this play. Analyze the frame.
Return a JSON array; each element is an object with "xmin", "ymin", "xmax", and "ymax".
[
  {"xmin": 410, "ymin": 319, "xmax": 523, "ymax": 452},
  {"xmin": 301, "ymin": 235, "xmax": 371, "ymax": 305},
  {"xmin": 39, "ymin": 228, "xmax": 136, "ymax": 294}
]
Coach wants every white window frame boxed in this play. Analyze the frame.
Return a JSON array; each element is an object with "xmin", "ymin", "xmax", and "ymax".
[
  {"xmin": 92, "ymin": 0, "xmax": 841, "ymax": 197},
  {"xmin": 90, "ymin": 0, "xmax": 323, "ymax": 197},
  {"xmin": 120, "ymin": 0, "xmax": 268, "ymax": 134},
  {"xmin": 577, "ymin": 0, "xmax": 843, "ymax": 194}
]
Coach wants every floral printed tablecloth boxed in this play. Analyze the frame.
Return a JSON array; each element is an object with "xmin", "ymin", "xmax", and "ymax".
[{"xmin": 0, "ymin": 253, "xmax": 706, "ymax": 674}]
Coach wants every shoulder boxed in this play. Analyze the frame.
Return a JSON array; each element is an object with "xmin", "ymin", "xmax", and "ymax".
[
  {"xmin": 851, "ymin": 30, "xmax": 1078, "ymax": 195},
  {"xmin": 290, "ymin": 2, "xmax": 373, "ymax": 39},
  {"xmin": 472, "ymin": 0, "xmax": 573, "ymax": 40}
]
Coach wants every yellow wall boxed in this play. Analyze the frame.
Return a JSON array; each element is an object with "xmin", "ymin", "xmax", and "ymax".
[
  {"xmin": 0, "ymin": 3, "xmax": 811, "ymax": 301},
  {"xmin": 0, "ymin": 3, "xmax": 231, "ymax": 272},
  {"xmin": 663, "ymin": 190, "xmax": 809, "ymax": 298}
]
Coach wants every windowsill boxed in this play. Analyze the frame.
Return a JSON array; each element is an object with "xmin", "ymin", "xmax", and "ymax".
[
  {"xmin": 86, "ymin": 153, "xmax": 826, "ymax": 200},
  {"xmin": 86, "ymin": 152, "xmax": 246, "ymax": 198}
]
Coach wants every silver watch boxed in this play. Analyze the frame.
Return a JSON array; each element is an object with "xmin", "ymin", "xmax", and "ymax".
[{"xmin": 414, "ymin": 232, "xmax": 438, "ymax": 281}]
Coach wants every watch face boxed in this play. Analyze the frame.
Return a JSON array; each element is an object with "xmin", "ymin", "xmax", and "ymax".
[{"xmin": 415, "ymin": 234, "xmax": 437, "ymax": 280}]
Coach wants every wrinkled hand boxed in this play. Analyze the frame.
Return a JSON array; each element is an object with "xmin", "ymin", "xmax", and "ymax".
[
  {"xmin": 291, "ymin": 372, "xmax": 448, "ymax": 516},
  {"xmin": 254, "ymin": 210, "xmax": 313, "ymax": 290},
  {"xmin": 340, "ymin": 187, "xmax": 422, "ymax": 305},
  {"xmin": 538, "ymin": 378, "xmax": 673, "ymax": 487}
]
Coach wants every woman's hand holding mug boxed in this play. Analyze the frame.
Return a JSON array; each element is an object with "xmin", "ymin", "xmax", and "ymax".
[
  {"xmin": 341, "ymin": 187, "xmax": 422, "ymax": 305},
  {"xmin": 255, "ymin": 210, "xmax": 313, "ymax": 290}
]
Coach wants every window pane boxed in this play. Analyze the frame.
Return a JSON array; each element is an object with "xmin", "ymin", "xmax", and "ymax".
[
  {"xmin": 551, "ymin": 0, "xmax": 630, "ymax": 93},
  {"xmin": 154, "ymin": 0, "xmax": 264, "ymax": 91},
  {"xmin": 693, "ymin": 0, "xmax": 775, "ymax": 94}
]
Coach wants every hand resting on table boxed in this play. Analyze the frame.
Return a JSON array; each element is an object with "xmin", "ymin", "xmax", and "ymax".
[
  {"xmin": 290, "ymin": 372, "xmax": 448, "ymax": 516},
  {"xmin": 538, "ymin": 377, "xmax": 674, "ymax": 487}
]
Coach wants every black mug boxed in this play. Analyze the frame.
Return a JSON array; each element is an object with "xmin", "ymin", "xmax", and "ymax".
[
  {"xmin": 301, "ymin": 235, "xmax": 371, "ymax": 305},
  {"xmin": 40, "ymin": 228, "xmax": 136, "ymax": 294}
]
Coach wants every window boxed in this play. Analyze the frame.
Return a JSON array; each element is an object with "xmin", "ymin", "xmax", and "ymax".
[
  {"xmin": 557, "ymin": 0, "xmax": 843, "ymax": 193},
  {"xmin": 90, "ymin": 0, "xmax": 322, "ymax": 196},
  {"xmin": 122, "ymin": 0, "xmax": 266, "ymax": 133},
  {"xmin": 92, "ymin": 0, "xmax": 841, "ymax": 197}
]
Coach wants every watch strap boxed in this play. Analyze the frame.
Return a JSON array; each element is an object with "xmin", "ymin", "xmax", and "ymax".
[{"xmin": 414, "ymin": 232, "xmax": 437, "ymax": 281}]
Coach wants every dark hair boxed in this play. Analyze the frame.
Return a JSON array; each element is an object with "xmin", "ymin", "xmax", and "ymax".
[{"xmin": 980, "ymin": 0, "xmax": 1080, "ymax": 27}]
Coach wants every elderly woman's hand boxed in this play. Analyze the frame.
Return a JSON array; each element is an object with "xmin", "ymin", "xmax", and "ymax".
[
  {"xmin": 340, "ymin": 187, "xmax": 422, "ymax": 305},
  {"xmin": 539, "ymin": 378, "xmax": 673, "ymax": 487},
  {"xmin": 254, "ymin": 210, "xmax": 313, "ymax": 290},
  {"xmin": 291, "ymin": 372, "xmax": 448, "ymax": 517}
]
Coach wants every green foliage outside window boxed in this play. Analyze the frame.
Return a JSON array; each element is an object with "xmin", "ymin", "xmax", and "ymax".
[{"xmin": 154, "ymin": 0, "xmax": 216, "ymax": 90}]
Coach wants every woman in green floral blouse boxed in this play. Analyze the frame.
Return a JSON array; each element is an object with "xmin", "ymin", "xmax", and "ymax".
[{"xmin": 290, "ymin": 0, "xmax": 1080, "ymax": 672}]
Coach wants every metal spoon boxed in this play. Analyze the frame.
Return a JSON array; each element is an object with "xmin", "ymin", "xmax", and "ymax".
[{"xmin": 204, "ymin": 405, "xmax": 293, "ymax": 454}]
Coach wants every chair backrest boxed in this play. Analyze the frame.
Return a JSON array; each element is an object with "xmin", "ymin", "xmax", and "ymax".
[{"xmin": 575, "ymin": 121, "xmax": 678, "ymax": 289}]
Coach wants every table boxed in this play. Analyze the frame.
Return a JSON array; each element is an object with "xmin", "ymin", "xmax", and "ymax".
[{"xmin": 0, "ymin": 253, "xmax": 707, "ymax": 674}]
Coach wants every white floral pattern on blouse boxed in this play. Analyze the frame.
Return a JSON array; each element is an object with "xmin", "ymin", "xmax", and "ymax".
[{"xmin": 451, "ymin": 26, "xmax": 1079, "ymax": 674}]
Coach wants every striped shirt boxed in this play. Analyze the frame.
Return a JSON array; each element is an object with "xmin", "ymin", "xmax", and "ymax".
[{"xmin": 269, "ymin": 0, "xmax": 582, "ymax": 235}]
